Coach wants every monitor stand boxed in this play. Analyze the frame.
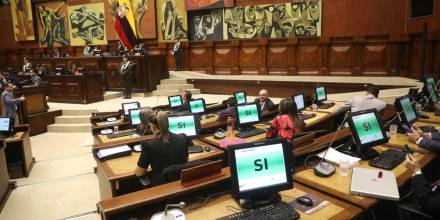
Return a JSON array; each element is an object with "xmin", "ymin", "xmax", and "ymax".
[
  {"xmin": 236, "ymin": 193, "xmax": 281, "ymax": 209},
  {"xmin": 237, "ymin": 125, "xmax": 256, "ymax": 132},
  {"xmin": 341, "ymin": 138, "xmax": 380, "ymax": 160}
]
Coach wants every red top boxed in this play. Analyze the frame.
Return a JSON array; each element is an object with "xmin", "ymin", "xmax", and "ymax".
[{"xmin": 270, "ymin": 114, "xmax": 303, "ymax": 142}]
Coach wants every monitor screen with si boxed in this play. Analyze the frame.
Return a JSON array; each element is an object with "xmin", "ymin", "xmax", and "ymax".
[
  {"xmin": 128, "ymin": 108, "xmax": 141, "ymax": 127},
  {"xmin": 228, "ymin": 138, "xmax": 293, "ymax": 207},
  {"xmin": 0, "ymin": 117, "xmax": 14, "ymax": 136},
  {"xmin": 347, "ymin": 109, "xmax": 388, "ymax": 153},
  {"xmin": 234, "ymin": 91, "xmax": 247, "ymax": 105},
  {"xmin": 235, "ymin": 103, "xmax": 261, "ymax": 128},
  {"xmin": 424, "ymin": 83, "xmax": 439, "ymax": 104},
  {"xmin": 168, "ymin": 95, "xmax": 183, "ymax": 108},
  {"xmin": 292, "ymin": 93, "xmax": 305, "ymax": 111},
  {"xmin": 394, "ymin": 96, "xmax": 418, "ymax": 125},
  {"xmin": 426, "ymin": 77, "xmax": 437, "ymax": 91},
  {"xmin": 122, "ymin": 101, "xmax": 140, "ymax": 116},
  {"xmin": 189, "ymin": 98, "xmax": 206, "ymax": 114},
  {"xmin": 315, "ymin": 86, "xmax": 327, "ymax": 102},
  {"xmin": 168, "ymin": 113, "xmax": 201, "ymax": 138}
]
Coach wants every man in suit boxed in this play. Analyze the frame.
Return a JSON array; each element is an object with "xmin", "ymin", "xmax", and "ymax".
[
  {"xmin": 173, "ymin": 39, "xmax": 182, "ymax": 71},
  {"xmin": 1, "ymin": 83, "xmax": 25, "ymax": 119},
  {"xmin": 23, "ymin": 68, "xmax": 42, "ymax": 88},
  {"xmin": 120, "ymin": 54, "xmax": 134, "ymax": 99},
  {"xmin": 408, "ymin": 126, "xmax": 440, "ymax": 153},
  {"xmin": 254, "ymin": 89, "xmax": 274, "ymax": 112},
  {"xmin": 335, "ymin": 84, "xmax": 386, "ymax": 114},
  {"xmin": 405, "ymin": 154, "xmax": 440, "ymax": 217}
]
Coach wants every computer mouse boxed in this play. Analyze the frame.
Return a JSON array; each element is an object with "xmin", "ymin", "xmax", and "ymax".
[
  {"xmin": 204, "ymin": 147, "xmax": 211, "ymax": 152},
  {"xmin": 296, "ymin": 196, "xmax": 314, "ymax": 206},
  {"xmin": 133, "ymin": 145, "xmax": 142, "ymax": 152}
]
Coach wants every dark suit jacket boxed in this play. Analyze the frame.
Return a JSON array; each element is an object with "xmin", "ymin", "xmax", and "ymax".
[
  {"xmin": 254, "ymin": 98, "xmax": 274, "ymax": 112},
  {"xmin": 419, "ymin": 138, "xmax": 440, "ymax": 154},
  {"xmin": 412, "ymin": 174, "xmax": 440, "ymax": 217}
]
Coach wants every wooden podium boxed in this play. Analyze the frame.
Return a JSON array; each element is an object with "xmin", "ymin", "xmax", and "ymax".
[{"xmin": 45, "ymin": 74, "xmax": 103, "ymax": 104}]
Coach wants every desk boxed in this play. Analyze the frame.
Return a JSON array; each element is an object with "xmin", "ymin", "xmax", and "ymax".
[
  {"xmin": 309, "ymin": 101, "xmax": 345, "ymax": 114},
  {"xmin": 294, "ymin": 145, "xmax": 436, "ymax": 209},
  {"xmin": 5, "ymin": 126, "xmax": 34, "ymax": 179},
  {"xmin": 45, "ymin": 74, "xmax": 103, "ymax": 103},
  {"xmin": 418, "ymin": 111, "xmax": 440, "ymax": 124},
  {"xmin": 93, "ymin": 130, "xmax": 154, "ymax": 145},
  {"xmin": 94, "ymin": 139, "xmax": 224, "ymax": 200},
  {"xmin": 0, "ymin": 140, "xmax": 14, "ymax": 212}
]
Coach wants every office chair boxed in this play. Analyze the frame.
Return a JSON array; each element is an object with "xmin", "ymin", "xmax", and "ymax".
[
  {"xmin": 138, "ymin": 160, "xmax": 211, "ymax": 188},
  {"xmin": 394, "ymin": 189, "xmax": 434, "ymax": 219}
]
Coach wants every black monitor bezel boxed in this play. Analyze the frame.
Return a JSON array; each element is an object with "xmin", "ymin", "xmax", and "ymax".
[
  {"xmin": 168, "ymin": 95, "xmax": 183, "ymax": 108},
  {"xmin": 121, "ymin": 101, "xmax": 140, "ymax": 116},
  {"xmin": 228, "ymin": 138, "xmax": 293, "ymax": 200},
  {"xmin": 394, "ymin": 95, "xmax": 418, "ymax": 125},
  {"xmin": 234, "ymin": 103, "xmax": 261, "ymax": 127},
  {"xmin": 347, "ymin": 108, "xmax": 389, "ymax": 152},
  {"xmin": 167, "ymin": 113, "xmax": 201, "ymax": 138},
  {"xmin": 189, "ymin": 98, "xmax": 206, "ymax": 115},
  {"xmin": 128, "ymin": 108, "xmax": 141, "ymax": 127},
  {"xmin": 425, "ymin": 77, "xmax": 437, "ymax": 91},
  {"xmin": 292, "ymin": 92, "xmax": 306, "ymax": 111},
  {"xmin": 0, "ymin": 117, "xmax": 14, "ymax": 135},
  {"xmin": 234, "ymin": 91, "xmax": 247, "ymax": 105},
  {"xmin": 315, "ymin": 86, "xmax": 328, "ymax": 102},
  {"xmin": 423, "ymin": 82, "xmax": 439, "ymax": 104}
]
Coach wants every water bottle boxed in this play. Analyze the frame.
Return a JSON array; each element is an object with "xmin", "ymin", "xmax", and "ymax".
[{"xmin": 227, "ymin": 117, "xmax": 234, "ymax": 136}]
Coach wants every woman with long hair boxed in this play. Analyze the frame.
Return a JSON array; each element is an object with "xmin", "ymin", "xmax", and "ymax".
[{"xmin": 267, "ymin": 98, "xmax": 304, "ymax": 143}]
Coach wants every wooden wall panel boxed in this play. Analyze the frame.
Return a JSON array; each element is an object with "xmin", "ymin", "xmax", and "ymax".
[
  {"xmin": 327, "ymin": 42, "xmax": 355, "ymax": 75},
  {"xmin": 213, "ymin": 43, "xmax": 235, "ymax": 74},
  {"xmin": 267, "ymin": 44, "xmax": 289, "ymax": 75},
  {"xmin": 361, "ymin": 44, "xmax": 389, "ymax": 75},
  {"xmin": 296, "ymin": 45, "xmax": 320, "ymax": 74},
  {"xmin": 239, "ymin": 42, "xmax": 259, "ymax": 75}
]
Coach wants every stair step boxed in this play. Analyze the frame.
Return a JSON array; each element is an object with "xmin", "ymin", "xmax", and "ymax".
[
  {"xmin": 54, "ymin": 115, "xmax": 91, "ymax": 124},
  {"xmin": 156, "ymin": 84, "xmax": 194, "ymax": 90},
  {"xmin": 104, "ymin": 92, "xmax": 124, "ymax": 101},
  {"xmin": 47, "ymin": 124, "xmax": 92, "ymax": 133},
  {"xmin": 160, "ymin": 79, "xmax": 187, "ymax": 85},
  {"xmin": 152, "ymin": 89, "xmax": 200, "ymax": 96},
  {"xmin": 62, "ymin": 109, "xmax": 95, "ymax": 116}
]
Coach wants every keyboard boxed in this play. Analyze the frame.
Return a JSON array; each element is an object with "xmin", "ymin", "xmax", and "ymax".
[
  {"xmin": 318, "ymin": 102, "xmax": 335, "ymax": 109},
  {"xmin": 236, "ymin": 128, "xmax": 267, "ymax": 138},
  {"xmin": 300, "ymin": 113, "xmax": 316, "ymax": 120},
  {"xmin": 368, "ymin": 149, "xmax": 406, "ymax": 170},
  {"xmin": 188, "ymin": 145, "xmax": 203, "ymax": 154},
  {"xmin": 217, "ymin": 202, "xmax": 299, "ymax": 220},
  {"xmin": 107, "ymin": 130, "xmax": 136, "ymax": 138}
]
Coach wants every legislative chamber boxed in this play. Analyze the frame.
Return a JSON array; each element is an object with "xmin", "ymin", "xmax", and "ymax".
[{"xmin": 0, "ymin": 0, "xmax": 439, "ymax": 220}]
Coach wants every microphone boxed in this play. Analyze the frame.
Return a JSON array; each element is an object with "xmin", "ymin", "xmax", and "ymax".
[
  {"xmin": 151, "ymin": 202, "xmax": 186, "ymax": 220},
  {"xmin": 314, "ymin": 110, "xmax": 350, "ymax": 177}
]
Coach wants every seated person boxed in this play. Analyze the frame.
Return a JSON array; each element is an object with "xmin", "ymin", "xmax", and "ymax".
[
  {"xmin": 23, "ymin": 68, "xmax": 42, "ymax": 88},
  {"xmin": 83, "ymin": 43, "xmax": 93, "ymax": 56},
  {"xmin": 253, "ymin": 89, "xmax": 274, "ymax": 112},
  {"xmin": 0, "ymin": 72, "xmax": 8, "ymax": 89},
  {"xmin": 20, "ymin": 57, "xmax": 32, "ymax": 75},
  {"xmin": 267, "ymin": 98, "xmax": 304, "ymax": 143},
  {"xmin": 138, "ymin": 107, "xmax": 155, "ymax": 136},
  {"xmin": 405, "ymin": 154, "xmax": 440, "ymax": 218},
  {"xmin": 177, "ymin": 90, "xmax": 192, "ymax": 112},
  {"xmin": 217, "ymin": 97, "xmax": 237, "ymax": 122},
  {"xmin": 408, "ymin": 126, "xmax": 440, "ymax": 154},
  {"xmin": 70, "ymin": 62, "xmax": 82, "ymax": 76},
  {"xmin": 135, "ymin": 111, "xmax": 190, "ymax": 185},
  {"xmin": 335, "ymin": 84, "xmax": 386, "ymax": 114}
]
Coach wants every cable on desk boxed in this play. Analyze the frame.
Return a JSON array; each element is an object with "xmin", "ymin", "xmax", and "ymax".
[{"xmin": 184, "ymin": 190, "xmax": 229, "ymax": 212}]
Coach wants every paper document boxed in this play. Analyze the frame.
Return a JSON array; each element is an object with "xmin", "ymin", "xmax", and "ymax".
[
  {"xmin": 96, "ymin": 145, "xmax": 131, "ymax": 158},
  {"xmin": 317, "ymin": 147, "xmax": 360, "ymax": 167}
]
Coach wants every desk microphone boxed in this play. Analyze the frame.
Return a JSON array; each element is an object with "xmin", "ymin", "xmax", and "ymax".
[
  {"xmin": 151, "ymin": 202, "xmax": 186, "ymax": 220},
  {"xmin": 314, "ymin": 111, "xmax": 350, "ymax": 177}
]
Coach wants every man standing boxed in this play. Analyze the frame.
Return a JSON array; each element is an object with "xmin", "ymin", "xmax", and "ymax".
[
  {"xmin": 120, "ymin": 54, "xmax": 133, "ymax": 99},
  {"xmin": 253, "ymin": 89, "xmax": 274, "ymax": 112},
  {"xmin": 173, "ymin": 39, "xmax": 182, "ymax": 71},
  {"xmin": 2, "ymin": 83, "xmax": 25, "ymax": 119}
]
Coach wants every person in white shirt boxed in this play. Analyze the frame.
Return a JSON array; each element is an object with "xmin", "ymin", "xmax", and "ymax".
[
  {"xmin": 335, "ymin": 85, "xmax": 386, "ymax": 114},
  {"xmin": 253, "ymin": 89, "xmax": 274, "ymax": 112}
]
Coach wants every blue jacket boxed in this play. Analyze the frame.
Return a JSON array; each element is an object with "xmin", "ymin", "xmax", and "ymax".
[{"xmin": 1, "ymin": 90, "xmax": 21, "ymax": 119}]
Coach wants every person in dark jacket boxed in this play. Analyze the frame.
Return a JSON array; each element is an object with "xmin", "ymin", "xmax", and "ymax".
[
  {"xmin": 405, "ymin": 154, "xmax": 440, "ymax": 217},
  {"xmin": 253, "ymin": 89, "xmax": 274, "ymax": 112},
  {"xmin": 135, "ymin": 111, "xmax": 189, "ymax": 185},
  {"xmin": 120, "ymin": 54, "xmax": 134, "ymax": 99},
  {"xmin": 177, "ymin": 90, "xmax": 192, "ymax": 112},
  {"xmin": 173, "ymin": 39, "xmax": 182, "ymax": 71},
  {"xmin": 408, "ymin": 126, "xmax": 440, "ymax": 154}
]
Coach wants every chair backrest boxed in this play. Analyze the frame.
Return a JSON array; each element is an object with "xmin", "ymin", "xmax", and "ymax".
[{"xmin": 153, "ymin": 160, "xmax": 211, "ymax": 186}]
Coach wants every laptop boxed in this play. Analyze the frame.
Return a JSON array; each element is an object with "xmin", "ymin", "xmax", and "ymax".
[{"xmin": 350, "ymin": 167, "xmax": 399, "ymax": 201}]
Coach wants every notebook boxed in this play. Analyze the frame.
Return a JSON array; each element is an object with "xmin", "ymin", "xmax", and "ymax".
[{"xmin": 350, "ymin": 167, "xmax": 400, "ymax": 201}]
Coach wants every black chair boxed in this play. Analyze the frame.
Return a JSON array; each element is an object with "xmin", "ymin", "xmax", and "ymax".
[
  {"xmin": 394, "ymin": 189, "xmax": 434, "ymax": 219},
  {"xmin": 138, "ymin": 160, "xmax": 211, "ymax": 188}
]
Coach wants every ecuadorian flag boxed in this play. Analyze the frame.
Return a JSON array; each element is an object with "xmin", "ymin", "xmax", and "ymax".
[{"xmin": 115, "ymin": 0, "xmax": 138, "ymax": 50}]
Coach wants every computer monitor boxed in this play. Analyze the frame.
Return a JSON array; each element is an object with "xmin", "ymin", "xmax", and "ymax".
[
  {"xmin": 189, "ymin": 98, "xmax": 206, "ymax": 114},
  {"xmin": 425, "ymin": 83, "xmax": 439, "ymax": 104},
  {"xmin": 122, "ymin": 101, "xmax": 140, "ymax": 116},
  {"xmin": 235, "ymin": 103, "xmax": 261, "ymax": 128},
  {"xmin": 228, "ymin": 138, "xmax": 293, "ymax": 207},
  {"xmin": 128, "ymin": 108, "xmax": 141, "ymax": 126},
  {"xmin": 168, "ymin": 95, "xmax": 183, "ymax": 108},
  {"xmin": 0, "ymin": 117, "xmax": 14, "ymax": 136},
  {"xmin": 234, "ymin": 91, "xmax": 247, "ymax": 105},
  {"xmin": 347, "ymin": 109, "xmax": 388, "ymax": 152},
  {"xmin": 394, "ymin": 96, "xmax": 418, "ymax": 125},
  {"xmin": 292, "ymin": 93, "xmax": 305, "ymax": 111},
  {"xmin": 426, "ymin": 77, "xmax": 437, "ymax": 91},
  {"xmin": 168, "ymin": 113, "xmax": 200, "ymax": 138},
  {"xmin": 315, "ymin": 86, "xmax": 327, "ymax": 102}
]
